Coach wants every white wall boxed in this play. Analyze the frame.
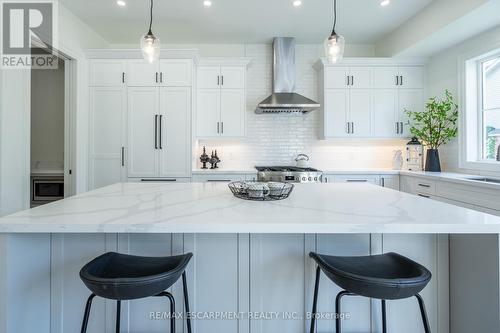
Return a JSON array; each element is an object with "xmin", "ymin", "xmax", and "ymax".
[
  {"xmin": 196, "ymin": 43, "xmax": 406, "ymax": 171},
  {"xmin": 31, "ymin": 58, "xmax": 65, "ymax": 165},
  {"xmin": 425, "ymin": 23, "xmax": 500, "ymax": 176}
]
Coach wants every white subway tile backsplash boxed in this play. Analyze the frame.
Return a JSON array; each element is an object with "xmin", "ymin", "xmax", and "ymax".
[{"xmin": 196, "ymin": 44, "xmax": 406, "ymax": 171}]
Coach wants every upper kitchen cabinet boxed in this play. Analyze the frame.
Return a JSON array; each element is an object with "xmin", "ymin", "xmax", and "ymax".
[
  {"xmin": 89, "ymin": 59, "xmax": 126, "ymax": 86},
  {"xmin": 196, "ymin": 58, "xmax": 250, "ymax": 138},
  {"xmin": 315, "ymin": 59, "xmax": 425, "ymax": 139},
  {"xmin": 126, "ymin": 59, "xmax": 192, "ymax": 86}
]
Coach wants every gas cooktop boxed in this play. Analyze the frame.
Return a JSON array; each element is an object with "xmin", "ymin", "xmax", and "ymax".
[{"xmin": 255, "ymin": 166, "xmax": 323, "ymax": 183}]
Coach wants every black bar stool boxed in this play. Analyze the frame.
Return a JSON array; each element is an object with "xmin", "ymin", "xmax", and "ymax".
[
  {"xmin": 79, "ymin": 252, "xmax": 193, "ymax": 333},
  {"xmin": 309, "ymin": 252, "xmax": 432, "ymax": 333}
]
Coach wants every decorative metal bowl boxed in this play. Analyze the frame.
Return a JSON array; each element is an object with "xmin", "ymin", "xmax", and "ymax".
[{"xmin": 228, "ymin": 181, "xmax": 294, "ymax": 201}]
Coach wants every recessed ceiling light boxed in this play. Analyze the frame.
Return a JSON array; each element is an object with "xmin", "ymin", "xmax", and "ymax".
[
  {"xmin": 292, "ymin": 0, "xmax": 302, "ymax": 7},
  {"xmin": 380, "ymin": 0, "xmax": 390, "ymax": 6},
  {"xmin": 116, "ymin": 0, "xmax": 126, "ymax": 7},
  {"xmin": 203, "ymin": 0, "xmax": 212, "ymax": 7}
]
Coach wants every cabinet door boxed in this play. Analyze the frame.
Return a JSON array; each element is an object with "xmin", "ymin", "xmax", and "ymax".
[
  {"xmin": 220, "ymin": 66, "xmax": 245, "ymax": 89},
  {"xmin": 127, "ymin": 87, "xmax": 159, "ymax": 177},
  {"xmin": 159, "ymin": 59, "xmax": 192, "ymax": 87},
  {"xmin": 325, "ymin": 67, "xmax": 349, "ymax": 88},
  {"xmin": 349, "ymin": 89, "xmax": 371, "ymax": 137},
  {"xmin": 324, "ymin": 89, "xmax": 349, "ymax": 137},
  {"xmin": 372, "ymin": 89, "xmax": 398, "ymax": 137},
  {"xmin": 126, "ymin": 60, "xmax": 158, "ymax": 86},
  {"xmin": 197, "ymin": 66, "xmax": 221, "ymax": 89},
  {"xmin": 381, "ymin": 176, "xmax": 400, "ymax": 190},
  {"xmin": 372, "ymin": 67, "xmax": 398, "ymax": 88},
  {"xmin": 196, "ymin": 89, "xmax": 221, "ymax": 137},
  {"xmin": 399, "ymin": 67, "xmax": 424, "ymax": 89},
  {"xmin": 158, "ymin": 87, "xmax": 191, "ymax": 177},
  {"xmin": 220, "ymin": 89, "xmax": 245, "ymax": 137},
  {"xmin": 398, "ymin": 89, "xmax": 423, "ymax": 137},
  {"xmin": 350, "ymin": 68, "xmax": 371, "ymax": 88},
  {"xmin": 89, "ymin": 87, "xmax": 126, "ymax": 189},
  {"xmin": 90, "ymin": 60, "xmax": 125, "ymax": 87}
]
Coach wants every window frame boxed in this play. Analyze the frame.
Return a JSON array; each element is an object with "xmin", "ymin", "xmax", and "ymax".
[
  {"xmin": 459, "ymin": 44, "xmax": 500, "ymax": 173},
  {"xmin": 477, "ymin": 52, "xmax": 500, "ymax": 161}
]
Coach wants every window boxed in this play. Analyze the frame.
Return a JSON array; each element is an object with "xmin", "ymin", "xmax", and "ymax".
[{"xmin": 480, "ymin": 56, "xmax": 500, "ymax": 161}]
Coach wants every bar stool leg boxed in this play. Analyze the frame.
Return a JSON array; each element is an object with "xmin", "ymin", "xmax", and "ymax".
[
  {"xmin": 309, "ymin": 266, "xmax": 321, "ymax": 333},
  {"xmin": 415, "ymin": 294, "xmax": 431, "ymax": 333},
  {"xmin": 80, "ymin": 293, "xmax": 96, "ymax": 333},
  {"xmin": 335, "ymin": 291, "xmax": 353, "ymax": 333},
  {"xmin": 116, "ymin": 300, "xmax": 121, "ymax": 333},
  {"xmin": 381, "ymin": 299, "xmax": 387, "ymax": 333},
  {"xmin": 157, "ymin": 292, "xmax": 176, "ymax": 333},
  {"xmin": 182, "ymin": 272, "xmax": 192, "ymax": 333}
]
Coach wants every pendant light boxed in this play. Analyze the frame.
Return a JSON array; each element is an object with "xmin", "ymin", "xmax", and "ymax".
[
  {"xmin": 140, "ymin": 0, "xmax": 160, "ymax": 63},
  {"xmin": 324, "ymin": 0, "xmax": 345, "ymax": 63}
]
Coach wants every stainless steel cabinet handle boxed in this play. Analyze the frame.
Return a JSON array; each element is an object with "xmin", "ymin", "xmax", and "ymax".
[
  {"xmin": 346, "ymin": 122, "xmax": 350, "ymax": 134},
  {"xmin": 396, "ymin": 122, "xmax": 400, "ymax": 134},
  {"xmin": 159, "ymin": 115, "xmax": 163, "ymax": 149},
  {"xmin": 121, "ymin": 147, "xmax": 125, "ymax": 166},
  {"xmin": 160, "ymin": 72, "xmax": 163, "ymax": 83},
  {"xmin": 400, "ymin": 122, "xmax": 404, "ymax": 134},
  {"xmin": 221, "ymin": 122, "xmax": 224, "ymax": 134},
  {"xmin": 141, "ymin": 179, "xmax": 177, "ymax": 182},
  {"xmin": 122, "ymin": 72, "xmax": 125, "ymax": 83},
  {"xmin": 400, "ymin": 76, "xmax": 403, "ymax": 86},
  {"xmin": 351, "ymin": 122, "xmax": 354, "ymax": 134},
  {"xmin": 155, "ymin": 72, "xmax": 158, "ymax": 83},
  {"xmin": 381, "ymin": 178, "xmax": 385, "ymax": 187},
  {"xmin": 221, "ymin": 75, "xmax": 224, "ymax": 86},
  {"xmin": 351, "ymin": 76, "xmax": 354, "ymax": 86},
  {"xmin": 217, "ymin": 75, "xmax": 220, "ymax": 86},
  {"xmin": 347, "ymin": 179, "xmax": 368, "ymax": 182},
  {"xmin": 396, "ymin": 76, "xmax": 399, "ymax": 86},
  {"xmin": 217, "ymin": 122, "xmax": 220, "ymax": 134},
  {"xmin": 418, "ymin": 194, "xmax": 430, "ymax": 198},
  {"xmin": 154, "ymin": 115, "xmax": 158, "ymax": 149},
  {"xmin": 206, "ymin": 179, "xmax": 231, "ymax": 182},
  {"xmin": 418, "ymin": 183, "xmax": 431, "ymax": 188}
]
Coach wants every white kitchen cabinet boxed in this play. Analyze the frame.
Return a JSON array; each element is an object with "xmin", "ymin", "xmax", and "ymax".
[
  {"xmin": 89, "ymin": 87, "xmax": 127, "ymax": 189},
  {"xmin": 90, "ymin": 59, "xmax": 126, "ymax": 87},
  {"xmin": 381, "ymin": 175, "xmax": 400, "ymax": 190},
  {"xmin": 324, "ymin": 89, "xmax": 349, "ymax": 137},
  {"xmin": 127, "ymin": 59, "xmax": 192, "ymax": 86},
  {"xmin": 158, "ymin": 87, "xmax": 191, "ymax": 177},
  {"xmin": 316, "ymin": 60, "xmax": 424, "ymax": 139},
  {"xmin": 127, "ymin": 87, "xmax": 160, "ymax": 177},
  {"xmin": 128, "ymin": 87, "xmax": 191, "ymax": 178},
  {"xmin": 196, "ymin": 60, "xmax": 248, "ymax": 138}
]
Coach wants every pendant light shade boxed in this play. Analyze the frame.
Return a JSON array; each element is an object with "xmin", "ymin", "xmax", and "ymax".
[
  {"xmin": 140, "ymin": 0, "xmax": 160, "ymax": 63},
  {"xmin": 324, "ymin": 0, "xmax": 345, "ymax": 63},
  {"xmin": 324, "ymin": 33, "xmax": 345, "ymax": 64}
]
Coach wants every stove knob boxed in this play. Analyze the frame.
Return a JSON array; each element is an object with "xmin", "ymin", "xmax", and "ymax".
[
  {"xmin": 302, "ymin": 177, "xmax": 306, "ymax": 181},
  {"xmin": 314, "ymin": 177, "xmax": 318, "ymax": 181},
  {"xmin": 308, "ymin": 177, "xmax": 312, "ymax": 181}
]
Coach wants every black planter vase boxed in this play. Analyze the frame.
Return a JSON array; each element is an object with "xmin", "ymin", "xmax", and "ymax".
[{"xmin": 425, "ymin": 149, "xmax": 441, "ymax": 172}]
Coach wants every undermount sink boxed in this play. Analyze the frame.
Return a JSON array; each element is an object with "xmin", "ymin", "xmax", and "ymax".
[{"xmin": 463, "ymin": 177, "xmax": 500, "ymax": 184}]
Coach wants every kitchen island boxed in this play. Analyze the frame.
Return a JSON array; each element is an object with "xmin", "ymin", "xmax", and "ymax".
[{"xmin": 1, "ymin": 182, "xmax": 499, "ymax": 333}]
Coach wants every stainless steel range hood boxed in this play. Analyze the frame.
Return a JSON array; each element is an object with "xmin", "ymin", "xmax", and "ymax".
[{"xmin": 256, "ymin": 37, "xmax": 320, "ymax": 114}]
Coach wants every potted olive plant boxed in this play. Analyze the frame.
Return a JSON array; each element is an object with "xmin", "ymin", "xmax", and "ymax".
[{"xmin": 405, "ymin": 90, "xmax": 459, "ymax": 172}]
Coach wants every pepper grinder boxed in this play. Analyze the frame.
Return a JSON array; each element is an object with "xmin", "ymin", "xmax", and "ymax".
[
  {"xmin": 213, "ymin": 150, "xmax": 221, "ymax": 169},
  {"xmin": 199, "ymin": 146, "xmax": 209, "ymax": 169}
]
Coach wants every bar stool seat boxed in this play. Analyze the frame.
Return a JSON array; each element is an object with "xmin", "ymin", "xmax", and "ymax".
[
  {"xmin": 79, "ymin": 252, "xmax": 193, "ymax": 333},
  {"xmin": 309, "ymin": 252, "xmax": 431, "ymax": 300},
  {"xmin": 309, "ymin": 252, "xmax": 432, "ymax": 333},
  {"xmin": 80, "ymin": 252, "xmax": 192, "ymax": 300}
]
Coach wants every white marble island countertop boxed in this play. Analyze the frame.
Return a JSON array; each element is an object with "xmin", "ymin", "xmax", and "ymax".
[{"xmin": 1, "ymin": 182, "xmax": 500, "ymax": 234}]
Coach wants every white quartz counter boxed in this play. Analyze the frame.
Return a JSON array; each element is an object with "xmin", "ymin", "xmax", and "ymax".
[{"xmin": 1, "ymin": 182, "xmax": 500, "ymax": 234}]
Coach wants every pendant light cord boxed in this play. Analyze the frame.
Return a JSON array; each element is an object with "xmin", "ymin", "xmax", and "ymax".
[
  {"xmin": 331, "ymin": 0, "xmax": 337, "ymax": 35},
  {"xmin": 148, "ymin": 0, "xmax": 153, "ymax": 34}
]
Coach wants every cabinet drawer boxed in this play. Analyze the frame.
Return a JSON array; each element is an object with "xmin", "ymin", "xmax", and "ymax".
[
  {"xmin": 414, "ymin": 179, "xmax": 436, "ymax": 195},
  {"xmin": 436, "ymin": 182, "xmax": 500, "ymax": 211}
]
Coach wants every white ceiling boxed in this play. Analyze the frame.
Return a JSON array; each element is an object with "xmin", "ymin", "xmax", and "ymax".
[{"xmin": 61, "ymin": 0, "xmax": 434, "ymax": 44}]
